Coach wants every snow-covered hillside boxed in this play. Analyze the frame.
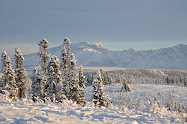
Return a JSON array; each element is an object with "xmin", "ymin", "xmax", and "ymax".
[
  {"xmin": 22, "ymin": 42, "xmax": 187, "ymax": 70},
  {"xmin": 0, "ymin": 84, "xmax": 186, "ymax": 123}
]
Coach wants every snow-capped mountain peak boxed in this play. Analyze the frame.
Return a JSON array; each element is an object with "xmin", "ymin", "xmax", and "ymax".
[
  {"xmin": 21, "ymin": 42, "xmax": 187, "ymax": 70},
  {"xmin": 74, "ymin": 42, "xmax": 109, "ymax": 51}
]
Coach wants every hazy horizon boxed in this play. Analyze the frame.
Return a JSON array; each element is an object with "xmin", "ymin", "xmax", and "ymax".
[{"xmin": 1, "ymin": 40, "xmax": 187, "ymax": 58}]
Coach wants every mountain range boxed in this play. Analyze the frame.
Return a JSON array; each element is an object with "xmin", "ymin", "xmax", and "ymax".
[{"xmin": 23, "ymin": 42, "xmax": 187, "ymax": 70}]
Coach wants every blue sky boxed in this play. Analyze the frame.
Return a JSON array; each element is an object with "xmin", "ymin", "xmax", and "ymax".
[{"xmin": 0, "ymin": 0, "xmax": 187, "ymax": 56}]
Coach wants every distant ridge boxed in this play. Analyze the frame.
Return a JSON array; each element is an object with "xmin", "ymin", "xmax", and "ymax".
[{"xmin": 21, "ymin": 42, "xmax": 187, "ymax": 70}]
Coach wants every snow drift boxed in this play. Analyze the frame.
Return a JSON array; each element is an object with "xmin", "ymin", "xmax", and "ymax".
[{"xmin": 0, "ymin": 84, "xmax": 186, "ymax": 123}]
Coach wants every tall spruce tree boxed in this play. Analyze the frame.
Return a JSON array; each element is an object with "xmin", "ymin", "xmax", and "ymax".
[
  {"xmin": 45, "ymin": 56, "xmax": 64, "ymax": 102},
  {"xmin": 38, "ymin": 38, "xmax": 50, "ymax": 76},
  {"xmin": 45, "ymin": 58, "xmax": 55, "ymax": 101},
  {"xmin": 15, "ymin": 48, "xmax": 28, "ymax": 100},
  {"xmin": 1, "ymin": 51, "xmax": 8, "ymax": 88},
  {"xmin": 61, "ymin": 47, "xmax": 68, "ymax": 79},
  {"xmin": 1, "ymin": 51, "xmax": 7, "ymax": 71},
  {"xmin": 61, "ymin": 38, "xmax": 72, "ymax": 99},
  {"xmin": 52, "ymin": 56, "xmax": 65, "ymax": 102},
  {"xmin": 61, "ymin": 38, "xmax": 71, "ymax": 79},
  {"xmin": 77, "ymin": 65, "xmax": 86, "ymax": 106},
  {"xmin": 1, "ymin": 52, "xmax": 18, "ymax": 99},
  {"xmin": 4, "ymin": 56, "xmax": 18, "ymax": 99},
  {"xmin": 67, "ymin": 53, "xmax": 80, "ymax": 102}
]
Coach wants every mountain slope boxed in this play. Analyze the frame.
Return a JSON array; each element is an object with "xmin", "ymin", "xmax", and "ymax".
[{"xmin": 23, "ymin": 42, "xmax": 187, "ymax": 70}]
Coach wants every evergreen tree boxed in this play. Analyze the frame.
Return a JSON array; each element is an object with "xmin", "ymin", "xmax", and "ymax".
[
  {"xmin": 38, "ymin": 38, "xmax": 50, "ymax": 76},
  {"xmin": 121, "ymin": 78, "xmax": 131, "ymax": 92},
  {"xmin": 4, "ymin": 56, "xmax": 18, "ymax": 99},
  {"xmin": 1, "ymin": 51, "xmax": 7, "ymax": 72},
  {"xmin": 93, "ymin": 69, "xmax": 109, "ymax": 107},
  {"xmin": 31, "ymin": 68, "xmax": 38, "ymax": 81},
  {"xmin": 15, "ymin": 48, "xmax": 28, "ymax": 100},
  {"xmin": 61, "ymin": 38, "xmax": 71, "ymax": 76},
  {"xmin": 63, "ymin": 38, "xmax": 71, "ymax": 61},
  {"xmin": 106, "ymin": 72, "xmax": 112, "ymax": 85},
  {"xmin": 52, "ymin": 56, "xmax": 65, "ymax": 102},
  {"xmin": 77, "ymin": 65, "xmax": 86, "ymax": 106},
  {"xmin": 61, "ymin": 38, "xmax": 72, "ymax": 99},
  {"xmin": 1, "ymin": 51, "xmax": 8, "ymax": 88},
  {"xmin": 1, "ymin": 52, "xmax": 18, "ymax": 99},
  {"xmin": 31, "ymin": 68, "xmax": 45, "ymax": 101},
  {"xmin": 100, "ymin": 69, "xmax": 106, "ymax": 85},
  {"xmin": 61, "ymin": 38, "xmax": 71, "ymax": 81},
  {"xmin": 45, "ymin": 56, "xmax": 65, "ymax": 102},
  {"xmin": 61, "ymin": 48, "xmax": 68, "ymax": 79},
  {"xmin": 67, "ymin": 53, "xmax": 80, "ymax": 103},
  {"xmin": 115, "ymin": 71, "xmax": 121, "ymax": 83},
  {"xmin": 86, "ymin": 72, "xmax": 94, "ymax": 85},
  {"xmin": 45, "ymin": 60, "xmax": 55, "ymax": 101},
  {"xmin": 54, "ymin": 69, "xmax": 66, "ymax": 102},
  {"xmin": 31, "ymin": 68, "xmax": 38, "ymax": 98},
  {"xmin": 100, "ymin": 70, "xmax": 112, "ymax": 85}
]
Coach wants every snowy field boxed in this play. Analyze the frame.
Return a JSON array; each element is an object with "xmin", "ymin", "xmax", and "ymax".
[{"xmin": 0, "ymin": 84, "xmax": 186, "ymax": 124}]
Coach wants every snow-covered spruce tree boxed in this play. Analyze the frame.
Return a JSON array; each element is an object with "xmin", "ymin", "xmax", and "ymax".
[
  {"xmin": 15, "ymin": 48, "xmax": 28, "ymax": 100},
  {"xmin": 61, "ymin": 38, "xmax": 86, "ymax": 104},
  {"xmin": 61, "ymin": 48, "xmax": 68, "ymax": 79},
  {"xmin": 93, "ymin": 69, "xmax": 109, "ymax": 107},
  {"xmin": 54, "ymin": 68, "xmax": 66, "ymax": 102},
  {"xmin": 77, "ymin": 65, "xmax": 86, "ymax": 106},
  {"xmin": 0, "ymin": 52, "xmax": 18, "ymax": 99},
  {"xmin": 4, "ymin": 57, "xmax": 18, "ymax": 99},
  {"xmin": 44, "ymin": 64, "xmax": 55, "ymax": 101},
  {"xmin": 100, "ymin": 69, "xmax": 106, "ymax": 85},
  {"xmin": 85, "ymin": 72, "xmax": 94, "ymax": 85},
  {"xmin": 121, "ymin": 78, "xmax": 131, "ymax": 92},
  {"xmin": 31, "ymin": 68, "xmax": 38, "ymax": 98},
  {"xmin": 101, "ymin": 70, "xmax": 112, "ymax": 85},
  {"xmin": 38, "ymin": 38, "xmax": 50, "ymax": 76},
  {"xmin": 66, "ymin": 53, "xmax": 80, "ymax": 103},
  {"xmin": 52, "ymin": 56, "xmax": 66, "ymax": 102},
  {"xmin": 115, "ymin": 71, "xmax": 122, "ymax": 84},
  {"xmin": 101, "ymin": 71, "xmax": 113, "ymax": 85},
  {"xmin": 61, "ymin": 38, "xmax": 71, "ymax": 99},
  {"xmin": 1, "ymin": 51, "xmax": 7, "ymax": 71},
  {"xmin": 61, "ymin": 38, "xmax": 71, "ymax": 80},
  {"xmin": 105, "ymin": 72, "xmax": 112, "ymax": 85},
  {"xmin": 44, "ymin": 56, "xmax": 65, "ymax": 102},
  {"xmin": 1, "ymin": 51, "xmax": 8, "ymax": 88},
  {"xmin": 31, "ymin": 68, "xmax": 45, "ymax": 101}
]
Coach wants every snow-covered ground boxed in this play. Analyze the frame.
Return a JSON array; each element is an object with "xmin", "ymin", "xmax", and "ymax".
[{"xmin": 0, "ymin": 84, "xmax": 186, "ymax": 124}]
